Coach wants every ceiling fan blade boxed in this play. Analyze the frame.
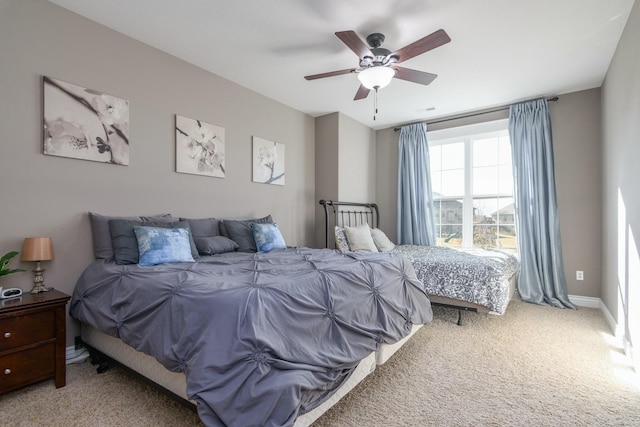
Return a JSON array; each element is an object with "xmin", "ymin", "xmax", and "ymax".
[
  {"xmin": 389, "ymin": 29, "xmax": 451, "ymax": 64},
  {"xmin": 354, "ymin": 84, "xmax": 370, "ymax": 100},
  {"xmin": 393, "ymin": 66, "xmax": 438, "ymax": 85},
  {"xmin": 335, "ymin": 31, "xmax": 374, "ymax": 59},
  {"xmin": 304, "ymin": 68, "xmax": 358, "ymax": 80}
]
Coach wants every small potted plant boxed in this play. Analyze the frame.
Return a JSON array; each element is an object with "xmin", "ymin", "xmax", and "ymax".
[{"xmin": 0, "ymin": 251, "xmax": 26, "ymax": 278}]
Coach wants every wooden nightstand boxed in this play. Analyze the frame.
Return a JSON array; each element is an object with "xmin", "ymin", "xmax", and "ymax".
[{"xmin": 0, "ymin": 289, "xmax": 70, "ymax": 395}]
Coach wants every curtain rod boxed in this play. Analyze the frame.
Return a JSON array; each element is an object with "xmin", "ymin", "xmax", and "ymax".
[{"xmin": 393, "ymin": 96, "xmax": 559, "ymax": 131}]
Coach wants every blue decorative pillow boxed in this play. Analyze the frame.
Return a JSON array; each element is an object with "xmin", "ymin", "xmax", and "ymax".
[
  {"xmin": 133, "ymin": 226, "xmax": 195, "ymax": 266},
  {"xmin": 251, "ymin": 223, "xmax": 286, "ymax": 253},
  {"xmin": 222, "ymin": 215, "xmax": 273, "ymax": 253},
  {"xmin": 110, "ymin": 219, "xmax": 198, "ymax": 265}
]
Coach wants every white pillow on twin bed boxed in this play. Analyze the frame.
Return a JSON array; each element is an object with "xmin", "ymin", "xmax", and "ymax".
[
  {"xmin": 334, "ymin": 226, "xmax": 350, "ymax": 251},
  {"xmin": 370, "ymin": 228, "xmax": 395, "ymax": 252},
  {"xmin": 344, "ymin": 223, "xmax": 378, "ymax": 252}
]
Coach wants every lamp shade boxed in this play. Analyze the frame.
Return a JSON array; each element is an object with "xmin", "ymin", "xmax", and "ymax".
[
  {"xmin": 21, "ymin": 237, "xmax": 55, "ymax": 261},
  {"xmin": 357, "ymin": 66, "xmax": 395, "ymax": 90}
]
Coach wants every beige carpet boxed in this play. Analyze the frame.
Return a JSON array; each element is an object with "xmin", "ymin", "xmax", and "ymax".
[{"xmin": 2, "ymin": 299, "xmax": 639, "ymax": 426}]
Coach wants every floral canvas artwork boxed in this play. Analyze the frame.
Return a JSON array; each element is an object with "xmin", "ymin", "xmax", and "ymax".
[
  {"xmin": 43, "ymin": 76, "xmax": 129, "ymax": 165},
  {"xmin": 252, "ymin": 136, "xmax": 285, "ymax": 186},
  {"xmin": 175, "ymin": 115, "xmax": 225, "ymax": 178}
]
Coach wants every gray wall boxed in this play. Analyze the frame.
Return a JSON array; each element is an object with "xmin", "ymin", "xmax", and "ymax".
[
  {"xmin": 601, "ymin": 0, "xmax": 640, "ymax": 348},
  {"xmin": 314, "ymin": 113, "xmax": 340, "ymax": 247},
  {"xmin": 374, "ymin": 88, "xmax": 603, "ymax": 298},
  {"xmin": 375, "ymin": 128, "xmax": 399, "ymax": 239},
  {"xmin": 338, "ymin": 114, "xmax": 376, "ymax": 203},
  {"xmin": 549, "ymin": 89, "xmax": 602, "ymax": 299},
  {"xmin": 315, "ymin": 112, "xmax": 376, "ymax": 248},
  {"xmin": 0, "ymin": 0, "xmax": 315, "ymax": 344}
]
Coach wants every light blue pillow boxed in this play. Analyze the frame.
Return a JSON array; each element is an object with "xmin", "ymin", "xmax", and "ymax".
[
  {"xmin": 133, "ymin": 226, "xmax": 195, "ymax": 266},
  {"xmin": 251, "ymin": 223, "xmax": 286, "ymax": 253},
  {"xmin": 222, "ymin": 215, "xmax": 273, "ymax": 253}
]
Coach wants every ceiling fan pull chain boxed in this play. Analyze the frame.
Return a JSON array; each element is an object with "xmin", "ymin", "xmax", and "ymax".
[{"xmin": 374, "ymin": 87, "xmax": 378, "ymax": 121}]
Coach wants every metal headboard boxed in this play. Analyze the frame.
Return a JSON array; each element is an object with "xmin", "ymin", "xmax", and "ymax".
[{"xmin": 319, "ymin": 200, "xmax": 380, "ymax": 248}]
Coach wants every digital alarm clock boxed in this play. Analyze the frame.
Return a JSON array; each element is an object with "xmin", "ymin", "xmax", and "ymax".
[{"xmin": 0, "ymin": 287, "xmax": 23, "ymax": 299}]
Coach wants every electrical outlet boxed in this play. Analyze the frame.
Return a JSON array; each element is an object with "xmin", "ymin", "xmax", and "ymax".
[{"xmin": 576, "ymin": 271, "xmax": 584, "ymax": 281}]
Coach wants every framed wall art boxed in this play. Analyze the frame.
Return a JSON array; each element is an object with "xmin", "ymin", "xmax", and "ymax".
[
  {"xmin": 252, "ymin": 136, "xmax": 285, "ymax": 186},
  {"xmin": 175, "ymin": 115, "xmax": 225, "ymax": 178},
  {"xmin": 43, "ymin": 76, "xmax": 130, "ymax": 165}
]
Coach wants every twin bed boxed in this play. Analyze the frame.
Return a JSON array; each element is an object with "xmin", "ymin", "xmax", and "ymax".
[
  {"xmin": 320, "ymin": 200, "xmax": 520, "ymax": 324},
  {"xmin": 70, "ymin": 204, "xmax": 519, "ymax": 426}
]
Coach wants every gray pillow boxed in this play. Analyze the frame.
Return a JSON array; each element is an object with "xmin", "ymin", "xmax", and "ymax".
[
  {"xmin": 194, "ymin": 236, "xmax": 239, "ymax": 255},
  {"xmin": 109, "ymin": 219, "xmax": 198, "ymax": 265},
  {"xmin": 220, "ymin": 215, "xmax": 273, "ymax": 252},
  {"xmin": 89, "ymin": 212, "xmax": 174, "ymax": 259},
  {"xmin": 179, "ymin": 217, "xmax": 220, "ymax": 238}
]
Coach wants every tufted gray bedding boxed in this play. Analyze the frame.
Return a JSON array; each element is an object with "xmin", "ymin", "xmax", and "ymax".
[
  {"xmin": 70, "ymin": 247, "xmax": 432, "ymax": 427},
  {"xmin": 394, "ymin": 245, "xmax": 520, "ymax": 315}
]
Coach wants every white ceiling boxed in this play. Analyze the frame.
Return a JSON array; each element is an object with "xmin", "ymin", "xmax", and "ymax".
[{"xmin": 48, "ymin": 0, "xmax": 635, "ymax": 130}]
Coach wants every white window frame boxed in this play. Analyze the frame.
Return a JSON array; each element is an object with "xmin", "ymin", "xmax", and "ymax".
[{"xmin": 427, "ymin": 119, "xmax": 513, "ymax": 249}]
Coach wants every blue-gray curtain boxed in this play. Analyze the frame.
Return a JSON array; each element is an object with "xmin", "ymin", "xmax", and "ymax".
[
  {"xmin": 509, "ymin": 99, "xmax": 575, "ymax": 309},
  {"xmin": 397, "ymin": 123, "xmax": 437, "ymax": 245}
]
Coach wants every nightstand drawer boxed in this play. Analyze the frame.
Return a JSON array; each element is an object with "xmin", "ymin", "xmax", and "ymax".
[
  {"xmin": 0, "ymin": 343, "xmax": 55, "ymax": 393},
  {"xmin": 0, "ymin": 310, "xmax": 55, "ymax": 352}
]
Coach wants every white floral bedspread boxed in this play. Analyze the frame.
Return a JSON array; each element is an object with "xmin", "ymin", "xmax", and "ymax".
[{"xmin": 393, "ymin": 245, "xmax": 520, "ymax": 314}]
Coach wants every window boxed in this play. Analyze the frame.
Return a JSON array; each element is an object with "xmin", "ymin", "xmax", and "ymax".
[{"xmin": 428, "ymin": 120, "xmax": 517, "ymax": 254}]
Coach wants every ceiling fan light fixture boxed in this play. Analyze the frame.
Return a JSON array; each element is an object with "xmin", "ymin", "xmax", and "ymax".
[{"xmin": 357, "ymin": 66, "xmax": 395, "ymax": 90}]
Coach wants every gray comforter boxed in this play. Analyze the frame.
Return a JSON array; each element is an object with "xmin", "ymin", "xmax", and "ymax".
[
  {"xmin": 70, "ymin": 247, "xmax": 432, "ymax": 427},
  {"xmin": 394, "ymin": 245, "xmax": 520, "ymax": 314}
]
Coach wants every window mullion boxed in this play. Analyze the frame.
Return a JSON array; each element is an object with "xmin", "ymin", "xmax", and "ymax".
[{"xmin": 463, "ymin": 137, "xmax": 473, "ymax": 247}]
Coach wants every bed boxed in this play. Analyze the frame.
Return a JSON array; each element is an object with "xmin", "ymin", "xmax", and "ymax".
[
  {"xmin": 70, "ymin": 212, "xmax": 432, "ymax": 427},
  {"xmin": 319, "ymin": 200, "xmax": 520, "ymax": 324}
]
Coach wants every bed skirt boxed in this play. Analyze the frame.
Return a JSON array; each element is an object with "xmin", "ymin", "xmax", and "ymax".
[{"xmin": 81, "ymin": 324, "xmax": 380, "ymax": 427}]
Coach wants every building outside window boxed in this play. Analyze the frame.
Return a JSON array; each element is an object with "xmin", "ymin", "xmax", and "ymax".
[{"xmin": 428, "ymin": 120, "xmax": 517, "ymax": 254}]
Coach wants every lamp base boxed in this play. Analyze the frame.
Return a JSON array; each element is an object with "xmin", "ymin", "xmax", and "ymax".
[
  {"xmin": 30, "ymin": 284, "xmax": 51, "ymax": 294},
  {"xmin": 30, "ymin": 262, "xmax": 50, "ymax": 294}
]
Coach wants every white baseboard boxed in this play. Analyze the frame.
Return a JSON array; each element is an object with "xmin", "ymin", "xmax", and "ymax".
[
  {"xmin": 66, "ymin": 345, "xmax": 90, "ymax": 364},
  {"xmin": 569, "ymin": 294, "xmax": 637, "ymax": 374},
  {"xmin": 568, "ymin": 294, "xmax": 601, "ymax": 309},
  {"xmin": 568, "ymin": 294, "xmax": 621, "ymax": 335},
  {"xmin": 66, "ymin": 345, "xmax": 79, "ymax": 355}
]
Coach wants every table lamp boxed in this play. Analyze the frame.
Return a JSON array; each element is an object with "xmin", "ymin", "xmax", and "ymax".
[{"xmin": 21, "ymin": 237, "xmax": 54, "ymax": 294}]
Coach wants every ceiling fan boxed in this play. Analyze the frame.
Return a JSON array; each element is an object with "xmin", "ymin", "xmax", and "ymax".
[{"xmin": 304, "ymin": 29, "xmax": 451, "ymax": 100}]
